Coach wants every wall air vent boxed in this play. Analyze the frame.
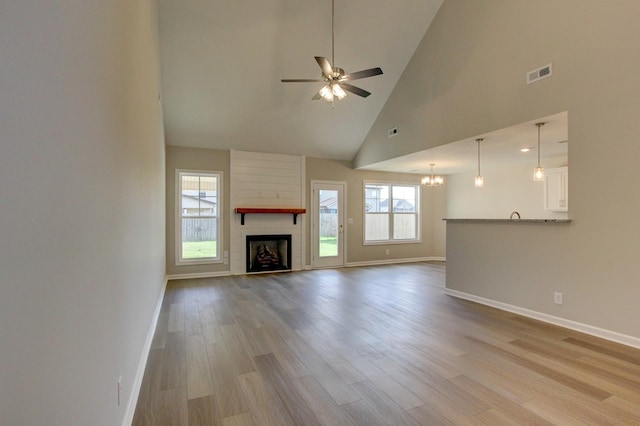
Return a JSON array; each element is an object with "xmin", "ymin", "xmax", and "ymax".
[
  {"xmin": 388, "ymin": 127, "xmax": 399, "ymax": 138},
  {"xmin": 526, "ymin": 63, "xmax": 552, "ymax": 84}
]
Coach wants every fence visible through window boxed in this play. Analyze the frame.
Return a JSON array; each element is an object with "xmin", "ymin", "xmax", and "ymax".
[{"xmin": 178, "ymin": 171, "xmax": 221, "ymax": 262}]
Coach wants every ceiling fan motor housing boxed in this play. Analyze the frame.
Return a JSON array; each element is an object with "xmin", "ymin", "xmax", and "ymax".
[{"xmin": 322, "ymin": 67, "xmax": 345, "ymax": 82}]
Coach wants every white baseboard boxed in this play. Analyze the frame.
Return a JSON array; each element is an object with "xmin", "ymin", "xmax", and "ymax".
[
  {"xmin": 122, "ymin": 276, "xmax": 168, "ymax": 426},
  {"xmin": 168, "ymin": 261, "xmax": 447, "ymax": 278},
  {"xmin": 346, "ymin": 256, "xmax": 445, "ymax": 268},
  {"xmin": 166, "ymin": 270, "xmax": 231, "ymax": 281},
  {"xmin": 168, "ymin": 267, "xmax": 315, "ymax": 279},
  {"xmin": 444, "ymin": 288, "xmax": 640, "ymax": 350}
]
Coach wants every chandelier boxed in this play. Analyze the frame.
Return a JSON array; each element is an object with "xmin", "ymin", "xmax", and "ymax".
[{"xmin": 422, "ymin": 163, "xmax": 444, "ymax": 186}]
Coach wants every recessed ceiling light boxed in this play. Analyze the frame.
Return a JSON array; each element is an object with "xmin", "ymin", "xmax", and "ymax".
[{"xmin": 520, "ymin": 148, "xmax": 531, "ymax": 152}]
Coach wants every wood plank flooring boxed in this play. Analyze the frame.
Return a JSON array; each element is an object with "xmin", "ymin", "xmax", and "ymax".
[{"xmin": 132, "ymin": 262, "xmax": 640, "ymax": 425}]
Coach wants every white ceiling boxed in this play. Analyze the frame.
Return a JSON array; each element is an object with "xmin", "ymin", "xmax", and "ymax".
[
  {"xmin": 358, "ymin": 112, "xmax": 569, "ymax": 175},
  {"xmin": 157, "ymin": 0, "xmax": 444, "ymax": 161}
]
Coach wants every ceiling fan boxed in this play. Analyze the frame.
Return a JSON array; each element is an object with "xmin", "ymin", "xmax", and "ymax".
[{"xmin": 281, "ymin": 0, "xmax": 383, "ymax": 103}]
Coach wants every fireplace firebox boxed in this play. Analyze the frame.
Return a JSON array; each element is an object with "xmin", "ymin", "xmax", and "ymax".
[{"xmin": 246, "ymin": 234, "xmax": 291, "ymax": 273}]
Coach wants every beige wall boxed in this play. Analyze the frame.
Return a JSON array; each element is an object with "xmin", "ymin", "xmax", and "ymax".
[
  {"xmin": 165, "ymin": 151, "xmax": 446, "ymax": 274},
  {"xmin": 354, "ymin": 0, "xmax": 640, "ymax": 340},
  {"xmin": 0, "ymin": 1, "xmax": 166, "ymax": 424},
  {"xmin": 166, "ymin": 146, "xmax": 231, "ymax": 276},
  {"xmin": 306, "ymin": 157, "xmax": 446, "ymax": 265}
]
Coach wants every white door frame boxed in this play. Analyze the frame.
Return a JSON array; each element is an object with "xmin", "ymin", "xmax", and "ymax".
[{"xmin": 311, "ymin": 180, "xmax": 347, "ymax": 268}]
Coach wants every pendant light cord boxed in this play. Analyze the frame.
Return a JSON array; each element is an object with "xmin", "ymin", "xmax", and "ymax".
[
  {"xmin": 476, "ymin": 138, "xmax": 482, "ymax": 175},
  {"xmin": 536, "ymin": 122, "xmax": 543, "ymax": 167}
]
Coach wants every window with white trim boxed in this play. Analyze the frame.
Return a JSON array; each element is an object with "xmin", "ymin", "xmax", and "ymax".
[
  {"xmin": 364, "ymin": 182, "xmax": 420, "ymax": 243},
  {"xmin": 177, "ymin": 171, "xmax": 221, "ymax": 264}
]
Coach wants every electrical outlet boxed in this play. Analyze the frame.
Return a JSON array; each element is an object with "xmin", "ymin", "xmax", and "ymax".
[
  {"xmin": 554, "ymin": 292, "xmax": 563, "ymax": 305},
  {"xmin": 385, "ymin": 249, "xmax": 390, "ymax": 255}
]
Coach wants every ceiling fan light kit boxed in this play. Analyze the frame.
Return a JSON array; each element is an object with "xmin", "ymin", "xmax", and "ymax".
[
  {"xmin": 281, "ymin": 0, "xmax": 383, "ymax": 103},
  {"xmin": 331, "ymin": 83, "xmax": 347, "ymax": 100}
]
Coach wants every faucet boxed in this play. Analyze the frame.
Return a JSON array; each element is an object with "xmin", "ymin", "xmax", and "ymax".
[{"xmin": 510, "ymin": 211, "xmax": 521, "ymax": 219}]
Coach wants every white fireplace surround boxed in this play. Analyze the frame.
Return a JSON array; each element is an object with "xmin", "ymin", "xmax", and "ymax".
[{"xmin": 230, "ymin": 150, "xmax": 305, "ymax": 274}]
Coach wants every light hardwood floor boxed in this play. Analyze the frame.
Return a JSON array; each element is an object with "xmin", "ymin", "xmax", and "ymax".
[{"xmin": 132, "ymin": 262, "xmax": 640, "ymax": 425}]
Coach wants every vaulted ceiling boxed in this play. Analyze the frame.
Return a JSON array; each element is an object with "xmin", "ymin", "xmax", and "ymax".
[{"xmin": 157, "ymin": 0, "xmax": 444, "ymax": 161}]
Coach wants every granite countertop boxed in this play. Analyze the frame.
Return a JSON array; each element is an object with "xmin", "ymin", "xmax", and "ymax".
[{"xmin": 443, "ymin": 218, "xmax": 571, "ymax": 223}]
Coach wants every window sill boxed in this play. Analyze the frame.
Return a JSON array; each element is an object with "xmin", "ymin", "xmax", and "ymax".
[
  {"xmin": 363, "ymin": 239, "xmax": 422, "ymax": 246},
  {"xmin": 176, "ymin": 258, "xmax": 223, "ymax": 266}
]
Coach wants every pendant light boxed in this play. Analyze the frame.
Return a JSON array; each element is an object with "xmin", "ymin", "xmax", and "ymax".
[
  {"xmin": 533, "ymin": 122, "xmax": 545, "ymax": 181},
  {"xmin": 475, "ymin": 138, "xmax": 484, "ymax": 187},
  {"xmin": 422, "ymin": 163, "xmax": 444, "ymax": 186}
]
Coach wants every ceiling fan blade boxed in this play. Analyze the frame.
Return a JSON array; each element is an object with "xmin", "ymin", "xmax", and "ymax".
[
  {"xmin": 340, "ymin": 83, "xmax": 371, "ymax": 98},
  {"xmin": 341, "ymin": 67, "xmax": 383, "ymax": 81},
  {"xmin": 315, "ymin": 56, "xmax": 334, "ymax": 79},
  {"xmin": 311, "ymin": 92, "xmax": 322, "ymax": 101},
  {"xmin": 281, "ymin": 79, "xmax": 324, "ymax": 83}
]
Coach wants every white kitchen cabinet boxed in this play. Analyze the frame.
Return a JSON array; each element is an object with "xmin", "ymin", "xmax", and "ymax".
[{"xmin": 544, "ymin": 166, "xmax": 568, "ymax": 211}]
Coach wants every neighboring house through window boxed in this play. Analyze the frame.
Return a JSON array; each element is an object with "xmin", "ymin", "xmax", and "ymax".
[
  {"xmin": 364, "ymin": 182, "xmax": 420, "ymax": 243},
  {"xmin": 177, "ymin": 171, "xmax": 222, "ymax": 264}
]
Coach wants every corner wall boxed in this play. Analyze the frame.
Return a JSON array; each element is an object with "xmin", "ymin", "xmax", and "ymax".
[
  {"xmin": 0, "ymin": 2, "xmax": 166, "ymax": 424},
  {"xmin": 354, "ymin": 0, "xmax": 640, "ymax": 340}
]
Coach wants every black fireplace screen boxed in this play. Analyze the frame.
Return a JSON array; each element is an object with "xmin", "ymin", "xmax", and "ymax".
[{"xmin": 246, "ymin": 234, "xmax": 291, "ymax": 272}]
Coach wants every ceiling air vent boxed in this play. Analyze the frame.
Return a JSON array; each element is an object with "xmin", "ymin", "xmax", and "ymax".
[
  {"xmin": 527, "ymin": 63, "xmax": 552, "ymax": 84},
  {"xmin": 388, "ymin": 127, "xmax": 399, "ymax": 138}
]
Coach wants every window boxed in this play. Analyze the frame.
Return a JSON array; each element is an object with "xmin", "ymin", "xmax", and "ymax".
[
  {"xmin": 177, "ymin": 171, "xmax": 221, "ymax": 264},
  {"xmin": 364, "ymin": 182, "xmax": 420, "ymax": 243}
]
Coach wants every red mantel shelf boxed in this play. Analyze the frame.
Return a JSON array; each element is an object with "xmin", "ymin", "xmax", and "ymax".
[{"xmin": 235, "ymin": 208, "xmax": 306, "ymax": 225}]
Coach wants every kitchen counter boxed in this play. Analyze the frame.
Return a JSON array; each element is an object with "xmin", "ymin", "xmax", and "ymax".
[{"xmin": 443, "ymin": 218, "xmax": 571, "ymax": 223}]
